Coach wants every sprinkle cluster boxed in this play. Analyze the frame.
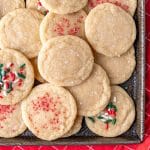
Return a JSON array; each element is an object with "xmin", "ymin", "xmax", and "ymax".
[
  {"xmin": 0, "ymin": 63, "xmax": 26, "ymax": 98},
  {"xmin": 88, "ymin": 102, "xmax": 117, "ymax": 129},
  {"xmin": 37, "ymin": 0, "xmax": 49, "ymax": 16},
  {"xmin": 32, "ymin": 93, "xmax": 67, "ymax": 131},
  {"xmin": 53, "ymin": 15, "xmax": 84, "ymax": 36},
  {"xmin": 88, "ymin": 0, "xmax": 129, "ymax": 11}
]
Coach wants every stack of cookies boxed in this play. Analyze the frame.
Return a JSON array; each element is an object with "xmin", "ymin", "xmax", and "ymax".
[{"xmin": 0, "ymin": 0, "xmax": 137, "ymax": 141}]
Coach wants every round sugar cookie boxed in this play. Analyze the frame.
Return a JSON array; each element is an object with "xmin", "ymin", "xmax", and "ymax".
[
  {"xmin": 85, "ymin": 3, "xmax": 136, "ymax": 57},
  {"xmin": 85, "ymin": 86, "xmax": 135, "ymax": 137},
  {"xmin": 40, "ymin": 10, "xmax": 87, "ymax": 44},
  {"xmin": 0, "ymin": 9, "xmax": 44, "ymax": 58},
  {"xmin": 0, "ymin": 103, "xmax": 27, "ymax": 138},
  {"xmin": 40, "ymin": 0, "xmax": 88, "ymax": 14},
  {"xmin": 0, "ymin": 0, "xmax": 25, "ymax": 18},
  {"xmin": 31, "ymin": 58, "xmax": 45, "ymax": 83},
  {"xmin": 85, "ymin": 0, "xmax": 137, "ymax": 16},
  {"xmin": 0, "ymin": 49, "xmax": 34, "ymax": 105},
  {"xmin": 21, "ymin": 83, "xmax": 77, "ymax": 141},
  {"xmin": 38, "ymin": 35, "xmax": 94, "ymax": 87},
  {"xmin": 68, "ymin": 64, "xmax": 111, "ymax": 116},
  {"xmin": 94, "ymin": 47, "xmax": 136, "ymax": 84},
  {"xmin": 26, "ymin": 0, "xmax": 49, "ymax": 15},
  {"xmin": 63, "ymin": 116, "xmax": 83, "ymax": 137}
]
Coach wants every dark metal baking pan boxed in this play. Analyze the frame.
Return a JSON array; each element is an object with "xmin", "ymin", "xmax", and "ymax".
[{"xmin": 0, "ymin": 0, "xmax": 145, "ymax": 145}]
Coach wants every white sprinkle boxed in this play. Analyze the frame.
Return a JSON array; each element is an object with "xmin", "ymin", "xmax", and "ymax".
[
  {"xmin": 3, "ymin": 91, "xmax": 7, "ymax": 97},
  {"xmin": 113, "ymin": 97, "xmax": 117, "ymax": 102}
]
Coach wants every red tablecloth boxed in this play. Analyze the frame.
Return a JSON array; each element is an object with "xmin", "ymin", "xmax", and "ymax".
[{"xmin": 1, "ymin": 1, "xmax": 150, "ymax": 150}]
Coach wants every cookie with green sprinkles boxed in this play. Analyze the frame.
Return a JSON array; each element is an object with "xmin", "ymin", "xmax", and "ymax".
[
  {"xmin": 0, "ymin": 49, "xmax": 34, "ymax": 105},
  {"xmin": 85, "ymin": 86, "xmax": 135, "ymax": 137}
]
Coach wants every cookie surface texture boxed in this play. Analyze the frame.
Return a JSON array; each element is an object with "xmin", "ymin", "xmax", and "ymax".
[
  {"xmin": 0, "ymin": 9, "xmax": 44, "ymax": 58},
  {"xmin": 68, "ymin": 64, "xmax": 111, "ymax": 116},
  {"xmin": 85, "ymin": 3, "xmax": 136, "ymax": 57},
  {"xmin": 40, "ymin": 0, "xmax": 88, "ymax": 14},
  {"xmin": 38, "ymin": 35, "xmax": 94, "ymax": 87}
]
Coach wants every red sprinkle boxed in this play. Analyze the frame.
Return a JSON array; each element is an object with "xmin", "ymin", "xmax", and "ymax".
[
  {"xmin": 68, "ymin": 27, "xmax": 80, "ymax": 35},
  {"xmin": 0, "ymin": 105, "xmax": 16, "ymax": 114},
  {"xmin": 106, "ymin": 123, "xmax": 109, "ymax": 130}
]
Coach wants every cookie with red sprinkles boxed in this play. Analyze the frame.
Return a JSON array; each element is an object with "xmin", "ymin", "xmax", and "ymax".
[
  {"xmin": 38, "ymin": 35, "xmax": 94, "ymax": 87},
  {"xmin": 0, "ymin": 49, "xmax": 34, "ymax": 105},
  {"xmin": 85, "ymin": 0, "xmax": 137, "ymax": 16},
  {"xmin": 0, "ymin": 0, "xmax": 25, "ymax": 18},
  {"xmin": 85, "ymin": 86, "xmax": 135, "ymax": 137},
  {"xmin": 0, "ymin": 103, "xmax": 26, "ymax": 138},
  {"xmin": 40, "ymin": 0, "xmax": 88, "ymax": 14},
  {"xmin": 21, "ymin": 83, "xmax": 77, "ymax": 141},
  {"xmin": 40, "ymin": 10, "xmax": 87, "ymax": 44},
  {"xmin": 85, "ymin": 3, "xmax": 136, "ymax": 57},
  {"xmin": 26, "ymin": 0, "xmax": 49, "ymax": 16}
]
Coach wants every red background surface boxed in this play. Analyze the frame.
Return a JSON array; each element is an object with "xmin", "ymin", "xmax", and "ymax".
[{"xmin": 1, "ymin": 1, "xmax": 149, "ymax": 149}]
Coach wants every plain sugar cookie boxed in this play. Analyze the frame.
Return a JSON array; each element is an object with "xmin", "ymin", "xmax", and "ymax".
[
  {"xmin": 0, "ymin": 9, "xmax": 44, "ymax": 58},
  {"xmin": 0, "ymin": 103, "xmax": 26, "ymax": 138},
  {"xmin": 38, "ymin": 35, "xmax": 94, "ymax": 87},
  {"xmin": 26, "ymin": 0, "xmax": 49, "ymax": 15},
  {"xmin": 85, "ymin": 3, "xmax": 136, "ymax": 57},
  {"xmin": 85, "ymin": 86, "xmax": 135, "ymax": 137},
  {"xmin": 63, "ymin": 116, "xmax": 83, "ymax": 137},
  {"xmin": 0, "ymin": 49, "xmax": 34, "ymax": 105},
  {"xmin": 31, "ymin": 58, "xmax": 45, "ymax": 83},
  {"xmin": 68, "ymin": 64, "xmax": 111, "ymax": 116},
  {"xmin": 40, "ymin": 10, "xmax": 87, "ymax": 44},
  {"xmin": 40, "ymin": 0, "xmax": 88, "ymax": 14},
  {"xmin": 0, "ymin": 0, "xmax": 25, "ymax": 18},
  {"xmin": 94, "ymin": 47, "xmax": 136, "ymax": 84},
  {"xmin": 85, "ymin": 0, "xmax": 137, "ymax": 16},
  {"xmin": 21, "ymin": 83, "xmax": 77, "ymax": 141}
]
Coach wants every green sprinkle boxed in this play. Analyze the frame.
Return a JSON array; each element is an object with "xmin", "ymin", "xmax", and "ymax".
[
  {"xmin": 43, "ymin": 11, "xmax": 47, "ymax": 16},
  {"xmin": 88, "ymin": 117, "xmax": 95, "ymax": 123},
  {"xmin": 7, "ymin": 88, "xmax": 12, "ymax": 94},
  {"xmin": 97, "ymin": 115, "xmax": 104, "ymax": 120},
  {"xmin": 0, "ymin": 64, "xmax": 3, "ymax": 68},
  {"xmin": 112, "ymin": 119, "xmax": 116, "ymax": 125},
  {"xmin": 19, "ymin": 64, "xmax": 26, "ymax": 68},
  {"xmin": 1, "ymin": 70, "xmax": 6, "ymax": 76},
  {"xmin": 17, "ymin": 73, "xmax": 26, "ymax": 79},
  {"xmin": 105, "ymin": 119, "xmax": 113, "ymax": 123}
]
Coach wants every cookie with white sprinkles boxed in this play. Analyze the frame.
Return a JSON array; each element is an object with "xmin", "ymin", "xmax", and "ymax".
[
  {"xmin": 0, "ymin": 49, "xmax": 34, "ymax": 105},
  {"xmin": 85, "ymin": 86, "xmax": 135, "ymax": 137}
]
